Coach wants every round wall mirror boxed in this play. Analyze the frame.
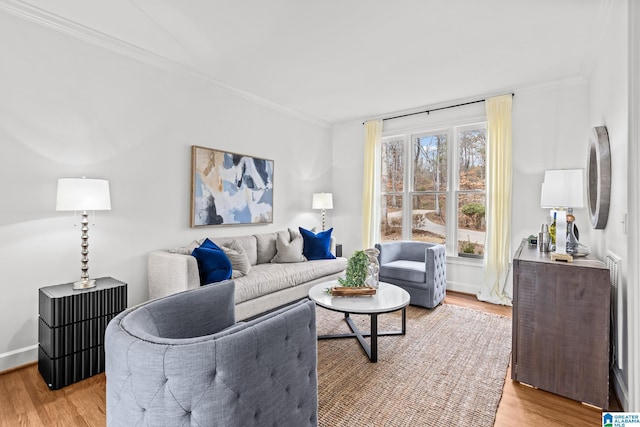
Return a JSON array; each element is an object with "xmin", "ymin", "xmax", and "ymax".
[{"xmin": 587, "ymin": 126, "xmax": 611, "ymax": 229}]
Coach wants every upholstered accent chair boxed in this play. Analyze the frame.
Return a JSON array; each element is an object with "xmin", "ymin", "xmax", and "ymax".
[
  {"xmin": 105, "ymin": 280, "xmax": 318, "ymax": 427},
  {"xmin": 375, "ymin": 241, "xmax": 447, "ymax": 309}
]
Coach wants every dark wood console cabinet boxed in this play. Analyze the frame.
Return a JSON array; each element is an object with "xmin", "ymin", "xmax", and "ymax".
[
  {"xmin": 511, "ymin": 239, "xmax": 610, "ymax": 409},
  {"xmin": 38, "ymin": 277, "xmax": 127, "ymax": 389}
]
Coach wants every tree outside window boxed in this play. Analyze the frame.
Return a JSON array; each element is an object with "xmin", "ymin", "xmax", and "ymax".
[
  {"xmin": 457, "ymin": 127, "xmax": 486, "ymax": 257},
  {"xmin": 378, "ymin": 122, "xmax": 486, "ymax": 258},
  {"xmin": 411, "ymin": 133, "xmax": 448, "ymax": 244},
  {"xmin": 380, "ymin": 138, "xmax": 404, "ymax": 241}
]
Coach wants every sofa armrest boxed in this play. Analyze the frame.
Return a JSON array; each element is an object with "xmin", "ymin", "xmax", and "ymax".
[{"xmin": 148, "ymin": 251, "xmax": 200, "ymax": 300}]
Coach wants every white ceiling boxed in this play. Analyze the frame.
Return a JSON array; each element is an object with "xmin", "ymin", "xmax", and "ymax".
[{"xmin": 18, "ymin": 0, "xmax": 607, "ymax": 124}]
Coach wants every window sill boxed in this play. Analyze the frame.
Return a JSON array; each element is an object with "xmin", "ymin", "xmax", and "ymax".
[
  {"xmin": 447, "ymin": 255, "xmax": 484, "ymax": 267},
  {"xmin": 457, "ymin": 253, "xmax": 483, "ymax": 260}
]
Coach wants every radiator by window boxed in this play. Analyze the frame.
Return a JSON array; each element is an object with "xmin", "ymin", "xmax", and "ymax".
[{"xmin": 606, "ymin": 251, "xmax": 622, "ymax": 370}]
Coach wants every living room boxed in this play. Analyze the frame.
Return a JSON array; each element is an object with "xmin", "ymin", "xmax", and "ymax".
[{"xmin": 1, "ymin": 0, "xmax": 639, "ymax": 425}]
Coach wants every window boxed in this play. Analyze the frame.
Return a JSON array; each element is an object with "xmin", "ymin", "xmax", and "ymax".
[{"xmin": 379, "ymin": 122, "xmax": 487, "ymax": 258}]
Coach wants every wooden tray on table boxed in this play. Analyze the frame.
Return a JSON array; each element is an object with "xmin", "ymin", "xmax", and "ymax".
[{"xmin": 330, "ymin": 286, "xmax": 376, "ymax": 296}]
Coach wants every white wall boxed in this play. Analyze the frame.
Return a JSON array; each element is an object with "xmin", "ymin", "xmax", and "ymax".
[
  {"xmin": 333, "ymin": 80, "xmax": 590, "ymax": 295},
  {"xmin": 587, "ymin": 0, "xmax": 630, "ymax": 409},
  {"xmin": 0, "ymin": 12, "xmax": 332, "ymax": 370},
  {"xmin": 512, "ymin": 80, "xmax": 591, "ymax": 251}
]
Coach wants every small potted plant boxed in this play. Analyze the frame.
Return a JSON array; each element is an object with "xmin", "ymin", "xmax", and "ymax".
[
  {"xmin": 459, "ymin": 235, "xmax": 483, "ymax": 259},
  {"xmin": 326, "ymin": 250, "xmax": 377, "ymax": 296},
  {"xmin": 338, "ymin": 250, "xmax": 369, "ymax": 287}
]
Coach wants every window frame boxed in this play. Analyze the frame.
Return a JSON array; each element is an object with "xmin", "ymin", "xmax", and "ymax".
[{"xmin": 379, "ymin": 118, "xmax": 487, "ymax": 258}]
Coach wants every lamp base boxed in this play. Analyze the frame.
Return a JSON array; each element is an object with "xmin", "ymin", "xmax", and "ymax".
[{"xmin": 73, "ymin": 279, "xmax": 96, "ymax": 290}]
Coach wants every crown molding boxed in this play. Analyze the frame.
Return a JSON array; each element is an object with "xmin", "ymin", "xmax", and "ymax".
[
  {"xmin": 514, "ymin": 75, "xmax": 588, "ymax": 96},
  {"xmin": 0, "ymin": 0, "xmax": 331, "ymax": 128}
]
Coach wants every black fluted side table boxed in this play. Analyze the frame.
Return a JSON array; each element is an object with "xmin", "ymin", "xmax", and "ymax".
[{"xmin": 38, "ymin": 277, "xmax": 127, "ymax": 389}]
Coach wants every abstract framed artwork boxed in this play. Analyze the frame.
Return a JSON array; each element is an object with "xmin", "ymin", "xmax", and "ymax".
[{"xmin": 191, "ymin": 145, "xmax": 274, "ymax": 226}]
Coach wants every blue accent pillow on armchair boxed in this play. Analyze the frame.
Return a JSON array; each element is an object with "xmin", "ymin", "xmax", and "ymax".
[
  {"xmin": 299, "ymin": 227, "xmax": 336, "ymax": 260},
  {"xmin": 191, "ymin": 238, "xmax": 233, "ymax": 285}
]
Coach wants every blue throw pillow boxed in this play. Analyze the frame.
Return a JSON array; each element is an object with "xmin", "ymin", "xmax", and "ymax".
[
  {"xmin": 191, "ymin": 238, "xmax": 232, "ymax": 285},
  {"xmin": 299, "ymin": 227, "xmax": 336, "ymax": 260}
]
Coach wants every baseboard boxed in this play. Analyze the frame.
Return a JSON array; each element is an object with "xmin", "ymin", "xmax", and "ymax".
[
  {"xmin": 611, "ymin": 367, "xmax": 629, "ymax": 411},
  {"xmin": 0, "ymin": 345, "xmax": 38, "ymax": 373},
  {"xmin": 446, "ymin": 281, "xmax": 481, "ymax": 295}
]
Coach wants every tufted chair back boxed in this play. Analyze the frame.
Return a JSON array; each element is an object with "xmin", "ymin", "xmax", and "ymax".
[{"xmin": 105, "ymin": 281, "xmax": 318, "ymax": 427}]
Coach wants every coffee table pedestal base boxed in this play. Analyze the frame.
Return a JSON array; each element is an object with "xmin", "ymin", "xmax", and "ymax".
[{"xmin": 318, "ymin": 308, "xmax": 406, "ymax": 363}]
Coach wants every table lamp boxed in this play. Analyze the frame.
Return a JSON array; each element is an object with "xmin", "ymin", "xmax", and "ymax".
[
  {"xmin": 312, "ymin": 193, "xmax": 333, "ymax": 231},
  {"xmin": 540, "ymin": 169, "xmax": 584, "ymax": 255},
  {"xmin": 56, "ymin": 177, "xmax": 111, "ymax": 289}
]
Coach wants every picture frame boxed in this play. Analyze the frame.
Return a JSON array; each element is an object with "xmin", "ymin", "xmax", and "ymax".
[{"xmin": 191, "ymin": 145, "xmax": 274, "ymax": 227}]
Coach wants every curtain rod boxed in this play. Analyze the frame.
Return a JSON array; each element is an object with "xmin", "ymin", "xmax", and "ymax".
[{"xmin": 363, "ymin": 93, "xmax": 515, "ymax": 125}]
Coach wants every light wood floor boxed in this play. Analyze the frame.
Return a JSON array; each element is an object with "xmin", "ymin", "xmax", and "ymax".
[{"xmin": 0, "ymin": 291, "xmax": 619, "ymax": 426}]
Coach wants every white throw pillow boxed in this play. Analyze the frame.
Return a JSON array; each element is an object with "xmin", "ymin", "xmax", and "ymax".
[
  {"xmin": 272, "ymin": 233, "xmax": 306, "ymax": 263},
  {"xmin": 220, "ymin": 240, "xmax": 252, "ymax": 278}
]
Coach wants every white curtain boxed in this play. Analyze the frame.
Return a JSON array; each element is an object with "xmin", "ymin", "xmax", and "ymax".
[
  {"xmin": 362, "ymin": 120, "xmax": 382, "ymax": 248},
  {"xmin": 478, "ymin": 94, "xmax": 513, "ymax": 305}
]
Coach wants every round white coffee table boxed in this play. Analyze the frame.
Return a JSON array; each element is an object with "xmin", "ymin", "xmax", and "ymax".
[{"xmin": 308, "ymin": 281, "xmax": 410, "ymax": 362}]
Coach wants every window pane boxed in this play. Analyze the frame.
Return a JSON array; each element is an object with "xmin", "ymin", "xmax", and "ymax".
[
  {"xmin": 411, "ymin": 194, "xmax": 446, "ymax": 243},
  {"xmin": 380, "ymin": 194, "xmax": 403, "ymax": 242},
  {"xmin": 413, "ymin": 134, "xmax": 447, "ymax": 192},
  {"xmin": 381, "ymin": 138, "xmax": 404, "ymax": 193},
  {"xmin": 457, "ymin": 192, "xmax": 486, "ymax": 256},
  {"xmin": 458, "ymin": 128, "xmax": 486, "ymax": 191}
]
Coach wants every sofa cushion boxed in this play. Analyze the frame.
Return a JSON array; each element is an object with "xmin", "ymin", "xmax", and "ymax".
[
  {"xmin": 233, "ymin": 258, "xmax": 348, "ymax": 303},
  {"xmin": 220, "ymin": 240, "xmax": 252, "ymax": 279},
  {"xmin": 380, "ymin": 260, "xmax": 426, "ymax": 283},
  {"xmin": 192, "ymin": 239, "xmax": 233, "ymax": 284},
  {"xmin": 271, "ymin": 233, "xmax": 306, "ymax": 263},
  {"xmin": 209, "ymin": 235, "xmax": 258, "ymax": 266},
  {"xmin": 255, "ymin": 232, "xmax": 284, "ymax": 264},
  {"xmin": 299, "ymin": 227, "xmax": 336, "ymax": 260}
]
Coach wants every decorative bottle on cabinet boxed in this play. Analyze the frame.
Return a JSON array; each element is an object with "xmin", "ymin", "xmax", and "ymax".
[{"xmin": 549, "ymin": 212, "xmax": 557, "ymax": 249}]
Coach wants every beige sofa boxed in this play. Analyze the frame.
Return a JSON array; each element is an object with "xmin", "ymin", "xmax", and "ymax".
[{"xmin": 148, "ymin": 229, "xmax": 347, "ymax": 320}]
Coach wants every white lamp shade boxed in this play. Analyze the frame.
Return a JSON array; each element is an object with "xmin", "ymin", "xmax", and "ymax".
[
  {"xmin": 312, "ymin": 193, "xmax": 333, "ymax": 210},
  {"xmin": 56, "ymin": 178, "xmax": 112, "ymax": 211},
  {"xmin": 540, "ymin": 169, "xmax": 585, "ymax": 209}
]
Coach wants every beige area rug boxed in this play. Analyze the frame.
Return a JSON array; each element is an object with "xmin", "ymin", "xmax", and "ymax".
[{"xmin": 316, "ymin": 304, "xmax": 512, "ymax": 427}]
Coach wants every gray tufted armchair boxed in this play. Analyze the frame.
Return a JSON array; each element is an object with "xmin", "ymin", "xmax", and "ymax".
[
  {"xmin": 105, "ymin": 280, "xmax": 318, "ymax": 427},
  {"xmin": 375, "ymin": 241, "xmax": 447, "ymax": 309}
]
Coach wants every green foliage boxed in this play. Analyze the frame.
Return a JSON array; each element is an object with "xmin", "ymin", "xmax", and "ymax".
[
  {"xmin": 461, "ymin": 235, "xmax": 476, "ymax": 254},
  {"xmin": 461, "ymin": 203, "xmax": 485, "ymax": 217},
  {"xmin": 338, "ymin": 250, "xmax": 369, "ymax": 287},
  {"xmin": 461, "ymin": 202, "xmax": 486, "ymax": 231}
]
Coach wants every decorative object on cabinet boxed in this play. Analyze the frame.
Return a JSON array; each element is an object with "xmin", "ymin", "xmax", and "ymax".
[
  {"xmin": 191, "ymin": 145, "xmax": 274, "ymax": 227},
  {"xmin": 587, "ymin": 126, "xmax": 611, "ymax": 229},
  {"xmin": 540, "ymin": 169, "xmax": 584, "ymax": 255},
  {"xmin": 312, "ymin": 192, "xmax": 333, "ymax": 231},
  {"xmin": 511, "ymin": 239, "xmax": 609, "ymax": 409},
  {"xmin": 38, "ymin": 277, "xmax": 127, "ymax": 389},
  {"xmin": 56, "ymin": 177, "xmax": 111, "ymax": 289}
]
